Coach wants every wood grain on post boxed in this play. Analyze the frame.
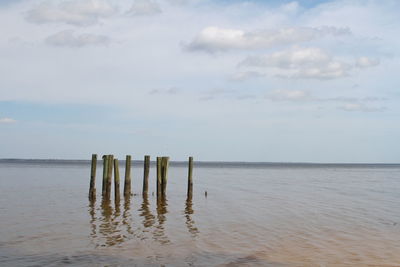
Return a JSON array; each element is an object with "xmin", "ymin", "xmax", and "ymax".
[
  {"xmin": 89, "ymin": 154, "xmax": 97, "ymax": 200},
  {"xmin": 187, "ymin": 156, "xmax": 193, "ymax": 198},
  {"xmin": 114, "ymin": 158, "xmax": 120, "ymax": 203},
  {"xmin": 124, "ymin": 155, "xmax": 132, "ymax": 198},
  {"xmin": 143, "ymin": 155, "xmax": 150, "ymax": 195},
  {"xmin": 102, "ymin": 155, "xmax": 108, "ymax": 197},
  {"xmin": 105, "ymin": 155, "xmax": 114, "ymax": 200},
  {"xmin": 161, "ymin": 157, "xmax": 170, "ymax": 196},
  {"xmin": 156, "ymin": 157, "xmax": 161, "ymax": 197}
]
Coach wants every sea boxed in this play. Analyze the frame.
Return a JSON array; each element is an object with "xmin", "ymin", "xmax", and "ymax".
[{"xmin": 0, "ymin": 159, "xmax": 399, "ymax": 266}]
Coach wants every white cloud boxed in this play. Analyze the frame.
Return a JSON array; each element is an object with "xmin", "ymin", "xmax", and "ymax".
[
  {"xmin": 229, "ymin": 71, "xmax": 264, "ymax": 81},
  {"xmin": 280, "ymin": 1, "xmax": 300, "ymax": 14},
  {"xmin": 149, "ymin": 87, "xmax": 180, "ymax": 95},
  {"xmin": 0, "ymin": 117, "xmax": 16, "ymax": 124},
  {"xmin": 127, "ymin": 0, "xmax": 161, "ymax": 16},
  {"xmin": 240, "ymin": 46, "xmax": 350, "ymax": 80},
  {"xmin": 45, "ymin": 30, "xmax": 110, "ymax": 47},
  {"xmin": 198, "ymin": 88, "xmax": 237, "ymax": 101},
  {"xmin": 166, "ymin": 0, "xmax": 190, "ymax": 6},
  {"xmin": 186, "ymin": 26, "xmax": 350, "ymax": 52},
  {"xmin": 266, "ymin": 89, "xmax": 310, "ymax": 101},
  {"xmin": 262, "ymin": 90, "xmax": 387, "ymax": 104},
  {"xmin": 26, "ymin": 0, "xmax": 117, "ymax": 26},
  {"xmin": 356, "ymin": 56, "xmax": 380, "ymax": 68},
  {"xmin": 338, "ymin": 103, "xmax": 386, "ymax": 112}
]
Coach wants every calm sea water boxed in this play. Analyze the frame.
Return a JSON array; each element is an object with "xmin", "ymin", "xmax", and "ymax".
[{"xmin": 0, "ymin": 160, "xmax": 399, "ymax": 266}]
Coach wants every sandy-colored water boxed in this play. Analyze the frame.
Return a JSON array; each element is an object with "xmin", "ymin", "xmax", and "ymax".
[{"xmin": 0, "ymin": 161, "xmax": 399, "ymax": 266}]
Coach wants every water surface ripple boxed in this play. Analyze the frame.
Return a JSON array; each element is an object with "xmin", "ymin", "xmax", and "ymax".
[{"xmin": 0, "ymin": 162, "xmax": 399, "ymax": 266}]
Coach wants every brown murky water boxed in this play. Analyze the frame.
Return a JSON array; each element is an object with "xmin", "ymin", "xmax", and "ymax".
[{"xmin": 1, "ymin": 161, "xmax": 400, "ymax": 266}]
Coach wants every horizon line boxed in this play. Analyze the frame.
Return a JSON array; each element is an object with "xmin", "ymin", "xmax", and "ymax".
[{"xmin": 0, "ymin": 158, "xmax": 399, "ymax": 165}]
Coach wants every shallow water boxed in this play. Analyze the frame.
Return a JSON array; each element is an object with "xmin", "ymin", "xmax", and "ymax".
[{"xmin": 0, "ymin": 161, "xmax": 400, "ymax": 266}]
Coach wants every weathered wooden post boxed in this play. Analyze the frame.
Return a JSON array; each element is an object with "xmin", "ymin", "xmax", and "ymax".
[
  {"xmin": 114, "ymin": 158, "xmax": 120, "ymax": 203},
  {"xmin": 105, "ymin": 155, "xmax": 114, "ymax": 200},
  {"xmin": 102, "ymin": 155, "xmax": 109, "ymax": 197},
  {"xmin": 161, "ymin": 157, "xmax": 169, "ymax": 196},
  {"xmin": 89, "ymin": 154, "xmax": 97, "ymax": 200},
  {"xmin": 187, "ymin": 156, "xmax": 193, "ymax": 198},
  {"xmin": 143, "ymin": 155, "xmax": 150, "ymax": 195},
  {"xmin": 156, "ymin": 157, "xmax": 161, "ymax": 197},
  {"xmin": 124, "ymin": 155, "xmax": 132, "ymax": 198}
]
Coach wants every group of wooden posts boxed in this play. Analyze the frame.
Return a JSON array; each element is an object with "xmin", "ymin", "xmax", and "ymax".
[{"xmin": 88, "ymin": 154, "xmax": 194, "ymax": 202}]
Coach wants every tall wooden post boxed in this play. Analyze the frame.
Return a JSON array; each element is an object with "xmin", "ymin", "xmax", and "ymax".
[
  {"xmin": 105, "ymin": 155, "xmax": 114, "ymax": 200},
  {"xmin": 89, "ymin": 154, "xmax": 97, "ymax": 200},
  {"xmin": 156, "ymin": 157, "xmax": 161, "ymax": 197},
  {"xmin": 114, "ymin": 158, "xmax": 120, "ymax": 203},
  {"xmin": 187, "ymin": 156, "xmax": 193, "ymax": 198},
  {"xmin": 124, "ymin": 155, "xmax": 132, "ymax": 198},
  {"xmin": 161, "ymin": 157, "xmax": 169, "ymax": 196},
  {"xmin": 102, "ymin": 155, "xmax": 108, "ymax": 197},
  {"xmin": 143, "ymin": 155, "xmax": 150, "ymax": 195}
]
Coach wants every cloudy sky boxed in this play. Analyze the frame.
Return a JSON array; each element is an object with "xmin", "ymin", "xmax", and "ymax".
[{"xmin": 0, "ymin": 0, "xmax": 399, "ymax": 163}]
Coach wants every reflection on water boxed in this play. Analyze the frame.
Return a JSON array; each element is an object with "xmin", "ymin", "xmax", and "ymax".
[
  {"xmin": 139, "ymin": 196, "xmax": 155, "ymax": 229},
  {"xmin": 88, "ymin": 194, "xmax": 186, "ymax": 247},
  {"xmin": 88, "ymin": 200, "xmax": 96, "ymax": 238},
  {"xmin": 88, "ymin": 199, "xmax": 132, "ymax": 247},
  {"xmin": 99, "ymin": 199, "xmax": 123, "ymax": 247},
  {"xmin": 122, "ymin": 196, "xmax": 135, "ymax": 236},
  {"xmin": 185, "ymin": 195, "xmax": 199, "ymax": 237},
  {"xmin": 154, "ymin": 196, "xmax": 170, "ymax": 244}
]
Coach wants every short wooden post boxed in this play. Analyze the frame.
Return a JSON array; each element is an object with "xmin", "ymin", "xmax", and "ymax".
[
  {"xmin": 161, "ymin": 157, "xmax": 169, "ymax": 196},
  {"xmin": 156, "ymin": 157, "xmax": 161, "ymax": 197},
  {"xmin": 114, "ymin": 158, "xmax": 120, "ymax": 203},
  {"xmin": 143, "ymin": 155, "xmax": 150, "ymax": 195},
  {"xmin": 89, "ymin": 154, "xmax": 97, "ymax": 200},
  {"xmin": 106, "ymin": 155, "xmax": 114, "ymax": 200},
  {"xmin": 187, "ymin": 156, "xmax": 193, "ymax": 197},
  {"xmin": 124, "ymin": 155, "xmax": 132, "ymax": 198},
  {"xmin": 102, "ymin": 155, "xmax": 108, "ymax": 197}
]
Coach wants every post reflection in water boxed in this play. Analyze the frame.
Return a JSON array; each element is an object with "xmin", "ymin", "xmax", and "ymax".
[
  {"xmin": 154, "ymin": 196, "xmax": 170, "ymax": 244},
  {"xmin": 88, "ymin": 198, "xmax": 133, "ymax": 248},
  {"xmin": 139, "ymin": 195, "xmax": 155, "ymax": 229},
  {"xmin": 185, "ymin": 195, "xmax": 199, "ymax": 237},
  {"xmin": 88, "ymin": 194, "xmax": 199, "ymax": 247},
  {"xmin": 99, "ymin": 199, "xmax": 122, "ymax": 247},
  {"xmin": 88, "ymin": 199, "xmax": 97, "ymax": 239},
  {"xmin": 122, "ymin": 196, "xmax": 135, "ymax": 236}
]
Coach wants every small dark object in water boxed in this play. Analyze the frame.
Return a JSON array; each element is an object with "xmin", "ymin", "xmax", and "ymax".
[{"xmin": 205, "ymin": 191, "xmax": 207, "ymax": 197}]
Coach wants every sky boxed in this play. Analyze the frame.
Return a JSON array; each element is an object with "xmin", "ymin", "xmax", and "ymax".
[{"xmin": 0, "ymin": 0, "xmax": 399, "ymax": 163}]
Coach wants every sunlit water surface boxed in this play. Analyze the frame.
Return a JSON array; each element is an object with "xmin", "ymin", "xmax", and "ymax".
[{"xmin": 0, "ymin": 161, "xmax": 399, "ymax": 266}]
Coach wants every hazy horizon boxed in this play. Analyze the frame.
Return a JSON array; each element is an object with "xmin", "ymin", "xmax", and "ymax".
[{"xmin": 1, "ymin": 158, "xmax": 399, "ymax": 165}]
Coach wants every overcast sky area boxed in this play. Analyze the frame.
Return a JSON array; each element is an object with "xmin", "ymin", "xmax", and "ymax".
[{"xmin": 0, "ymin": 0, "xmax": 399, "ymax": 163}]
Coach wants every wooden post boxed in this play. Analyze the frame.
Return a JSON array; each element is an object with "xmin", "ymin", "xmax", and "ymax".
[
  {"xmin": 89, "ymin": 154, "xmax": 97, "ymax": 200},
  {"xmin": 143, "ymin": 155, "xmax": 150, "ymax": 195},
  {"xmin": 102, "ymin": 155, "xmax": 108, "ymax": 197},
  {"xmin": 106, "ymin": 155, "xmax": 114, "ymax": 200},
  {"xmin": 161, "ymin": 157, "xmax": 169, "ymax": 196},
  {"xmin": 124, "ymin": 155, "xmax": 132, "ymax": 198},
  {"xmin": 187, "ymin": 156, "xmax": 193, "ymax": 198},
  {"xmin": 156, "ymin": 157, "xmax": 161, "ymax": 197},
  {"xmin": 114, "ymin": 158, "xmax": 120, "ymax": 203}
]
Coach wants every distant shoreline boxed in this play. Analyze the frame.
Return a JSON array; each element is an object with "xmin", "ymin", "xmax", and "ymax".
[{"xmin": 0, "ymin": 158, "xmax": 399, "ymax": 168}]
